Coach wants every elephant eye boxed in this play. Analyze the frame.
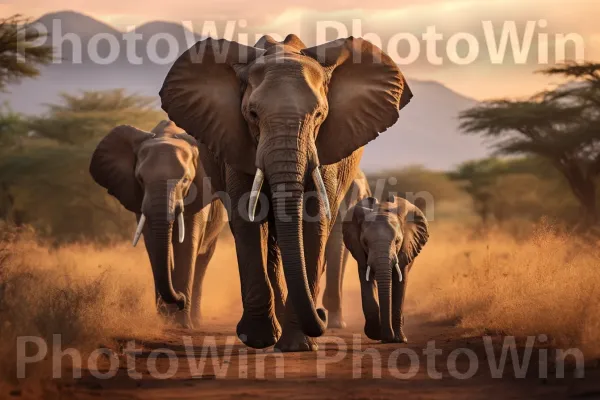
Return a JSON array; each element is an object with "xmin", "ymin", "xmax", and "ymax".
[
  {"xmin": 248, "ymin": 110, "xmax": 259, "ymax": 121},
  {"xmin": 314, "ymin": 111, "xmax": 323, "ymax": 120}
]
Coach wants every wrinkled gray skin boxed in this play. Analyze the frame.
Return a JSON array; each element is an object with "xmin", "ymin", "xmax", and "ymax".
[
  {"xmin": 343, "ymin": 196, "xmax": 429, "ymax": 343},
  {"xmin": 322, "ymin": 170, "xmax": 371, "ymax": 329},
  {"xmin": 90, "ymin": 121, "xmax": 227, "ymax": 329},
  {"xmin": 159, "ymin": 35, "xmax": 412, "ymax": 351}
]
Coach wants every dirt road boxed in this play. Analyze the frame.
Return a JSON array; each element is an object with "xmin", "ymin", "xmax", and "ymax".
[{"xmin": 16, "ymin": 317, "xmax": 596, "ymax": 400}]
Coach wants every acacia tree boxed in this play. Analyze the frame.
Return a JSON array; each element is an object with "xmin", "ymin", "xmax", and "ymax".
[
  {"xmin": 0, "ymin": 90, "xmax": 164, "ymax": 242},
  {"xmin": 29, "ymin": 89, "xmax": 163, "ymax": 145},
  {"xmin": 0, "ymin": 14, "xmax": 52, "ymax": 90},
  {"xmin": 460, "ymin": 62, "xmax": 600, "ymax": 227}
]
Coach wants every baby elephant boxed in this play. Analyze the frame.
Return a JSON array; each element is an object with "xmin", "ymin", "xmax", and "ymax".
[
  {"xmin": 343, "ymin": 196, "xmax": 429, "ymax": 343},
  {"xmin": 90, "ymin": 120, "xmax": 226, "ymax": 329}
]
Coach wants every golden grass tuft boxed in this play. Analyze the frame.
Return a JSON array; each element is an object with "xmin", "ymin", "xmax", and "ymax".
[
  {"xmin": 0, "ymin": 228, "xmax": 163, "ymax": 380},
  {"xmin": 407, "ymin": 221, "xmax": 600, "ymax": 357},
  {"xmin": 0, "ymin": 225, "xmax": 244, "ymax": 382}
]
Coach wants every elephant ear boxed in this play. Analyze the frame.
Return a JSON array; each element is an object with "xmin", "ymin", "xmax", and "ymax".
[
  {"xmin": 89, "ymin": 125, "xmax": 151, "ymax": 212},
  {"xmin": 176, "ymin": 135, "xmax": 220, "ymax": 216},
  {"xmin": 342, "ymin": 202, "xmax": 373, "ymax": 267},
  {"xmin": 160, "ymin": 38, "xmax": 265, "ymax": 175},
  {"xmin": 390, "ymin": 196, "xmax": 429, "ymax": 267},
  {"xmin": 302, "ymin": 37, "xmax": 413, "ymax": 165}
]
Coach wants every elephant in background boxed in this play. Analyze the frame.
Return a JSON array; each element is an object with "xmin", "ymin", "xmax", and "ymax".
[
  {"xmin": 322, "ymin": 170, "xmax": 371, "ymax": 329},
  {"xmin": 343, "ymin": 196, "xmax": 429, "ymax": 343},
  {"xmin": 90, "ymin": 120, "xmax": 227, "ymax": 329},
  {"xmin": 159, "ymin": 34, "xmax": 412, "ymax": 351}
]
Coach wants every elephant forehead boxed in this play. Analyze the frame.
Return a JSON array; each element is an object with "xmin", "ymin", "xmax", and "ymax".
[
  {"xmin": 251, "ymin": 54, "xmax": 326, "ymax": 85},
  {"xmin": 361, "ymin": 222, "xmax": 397, "ymax": 247},
  {"xmin": 364, "ymin": 214, "xmax": 401, "ymax": 233},
  {"xmin": 151, "ymin": 120, "xmax": 185, "ymax": 135},
  {"xmin": 138, "ymin": 139, "xmax": 194, "ymax": 164}
]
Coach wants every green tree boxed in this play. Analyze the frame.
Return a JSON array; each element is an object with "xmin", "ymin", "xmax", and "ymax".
[
  {"xmin": 450, "ymin": 157, "xmax": 581, "ymax": 228},
  {"xmin": 367, "ymin": 165, "xmax": 469, "ymax": 220},
  {"xmin": 0, "ymin": 14, "xmax": 53, "ymax": 90},
  {"xmin": 460, "ymin": 62, "xmax": 600, "ymax": 227},
  {"xmin": 0, "ymin": 102, "xmax": 28, "ymax": 148},
  {"xmin": 449, "ymin": 158, "xmax": 504, "ymax": 225},
  {"xmin": 29, "ymin": 89, "xmax": 163, "ymax": 145},
  {"xmin": 0, "ymin": 89, "xmax": 165, "ymax": 243}
]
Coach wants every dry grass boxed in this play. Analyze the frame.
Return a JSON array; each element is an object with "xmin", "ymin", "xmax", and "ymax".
[
  {"xmin": 0, "ymin": 224, "xmax": 246, "ymax": 382},
  {"xmin": 1, "ymin": 219, "xmax": 599, "ymax": 384},
  {"xmin": 0, "ymin": 229, "xmax": 160, "ymax": 381},
  {"xmin": 407, "ymin": 221, "xmax": 600, "ymax": 357}
]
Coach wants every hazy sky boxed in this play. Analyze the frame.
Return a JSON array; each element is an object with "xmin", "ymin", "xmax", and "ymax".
[{"xmin": 3, "ymin": 0, "xmax": 599, "ymax": 100}]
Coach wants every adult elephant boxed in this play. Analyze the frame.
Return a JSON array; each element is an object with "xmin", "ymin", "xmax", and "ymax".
[
  {"xmin": 159, "ymin": 35, "xmax": 412, "ymax": 351},
  {"xmin": 90, "ymin": 120, "xmax": 227, "ymax": 329},
  {"xmin": 323, "ymin": 170, "xmax": 371, "ymax": 329}
]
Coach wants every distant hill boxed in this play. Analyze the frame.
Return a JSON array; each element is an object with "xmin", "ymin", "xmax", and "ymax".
[
  {"xmin": 1, "ymin": 10, "xmax": 490, "ymax": 171},
  {"xmin": 361, "ymin": 80, "xmax": 486, "ymax": 171}
]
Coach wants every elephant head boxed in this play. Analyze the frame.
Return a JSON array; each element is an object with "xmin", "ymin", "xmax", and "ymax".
[
  {"xmin": 159, "ymin": 35, "xmax": 412, "ymax": 337},
  {"xmin": 89, "ymin": 120, "xmax": 207, "ymax": 311},
  {"xmin": 343, "ymin": 196, "xmax": 429, "ymax": 342}
]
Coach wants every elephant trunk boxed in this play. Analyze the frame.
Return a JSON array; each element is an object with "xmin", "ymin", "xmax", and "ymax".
[
  {"xmin": 360, "ymin": 269, "xmax": 381, "ymax": 340},
  {"xmin": 391, "ymin": 261, "xmax": 406, "ymax": 341},
  {"xmin": 146, "ymin": 182, "xmax": 186, "ymax": 310},
  {"xmin": 263, "ymin": 130, "xmax": 327, "ymax": 338},
  {"xmin": 371, "ymin": 245, "xmax": 395, "ymax": 342}
]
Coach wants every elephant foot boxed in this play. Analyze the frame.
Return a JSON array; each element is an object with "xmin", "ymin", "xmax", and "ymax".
[
  {"xmin": 364, "ymin": 319, "xmax": 381, "ymax": 341},
  {"xmin": 175, "ymin": 312, "xmax": 195, "ymax": 330},
  {"xmin": 274, "ymin": 328, "xmax": 318, "ymax": 352},
  {"xmin": 190, "ymin": 311, "xmax": 202, "ymax": 330},
  {"xmin": 391, "ymin": 329, "xmax": 408, "ymax": 344},
  {"xmin": 237, "ymin": 312, "xmax": 281, "ymax": 349},
  {"xmin": 157, "ymin": 298, "xmax": 177, "ymax": 317},
  {"xmin": 156, "ymin": 300, "xmax": 195, "ymax": 329},
  {"xmin": 326, "ymin": 310, "xmax": 346, "ymax": 329}
]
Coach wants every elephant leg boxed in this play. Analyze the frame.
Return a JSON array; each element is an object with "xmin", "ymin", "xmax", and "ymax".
[
  {"xmin": 171, "ymin": 212, "xmax": 203, "ymax": 329},
  {"xmin": 190, "ymin": 239, "xmax": 217, "ymax": 328},
  {"xmin": 266, "ymin": 228, "xmax": 286, "ymax": 324},
  {"xmin": 275, "ymin": 202, "xmax": 328, "ymax": 352},
  {"xmin": 228, "ymin": 169, "xmax": 281, "ymax": 349},
  {"xmin": 190, "ymin": 199, "xmax": 227, "ymax": 327},
  {"xmin": 322, "ymin": 220, "xmax": 348, "ymax": 329},
  {"xmin": 392, "ymin": 263, "xmax": 411, "ymax": 343}
]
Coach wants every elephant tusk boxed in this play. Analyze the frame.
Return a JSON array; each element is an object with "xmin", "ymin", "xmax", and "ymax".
[
  {"xmin": 248, "ymin": 169, "xmax": 264, "ymax": 222},
  {"xmin": 366, "ymin": 265, "xmax": 371, "ymax": 282},
  {"xmin": 178, "ymin": 211, "xmax": 185, "ymax": 243},
  {"xmin": 132, "ymin": 214, "xmax": 146, "ymax": 247},
  {"xmin": 394, "ymin": 257, "xmax": 402, "ymax": 282},
  {"xmin": 312, "ymin": 167, "xmax": 332, "ymax": 219}
]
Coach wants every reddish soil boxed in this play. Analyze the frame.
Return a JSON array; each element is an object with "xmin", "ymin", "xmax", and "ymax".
[{"xmin": 6, "ymin": 318, "xmax": 599, "ymax": 399}]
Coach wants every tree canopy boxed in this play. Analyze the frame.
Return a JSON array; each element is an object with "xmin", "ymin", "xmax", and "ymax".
[
  {"xmin": 0, "ymin": 14, "xmax": 53, "ymax": 91},
  {"xmin": 29, "ymin": 89, "xmax": 163, "ymax": 145},
  {"xmin": 0, "ymin": 89, "xmax": 165, "ymax": 243},
  {"xmin": 460, "ymin": 62, "xmax": 600, "ymax": 228}
]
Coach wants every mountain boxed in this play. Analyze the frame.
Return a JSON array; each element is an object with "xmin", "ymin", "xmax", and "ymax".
[
  {"xmin": 36, "ymin": 11, "xmax": 120, "ymax": 39},
  {"xmin": 2, "ymin": 11, "xmax": 490, "ymax": 171},
  {"xmin": 361, "ymin": 80, "xmax": 487, "ymax": 171}
]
